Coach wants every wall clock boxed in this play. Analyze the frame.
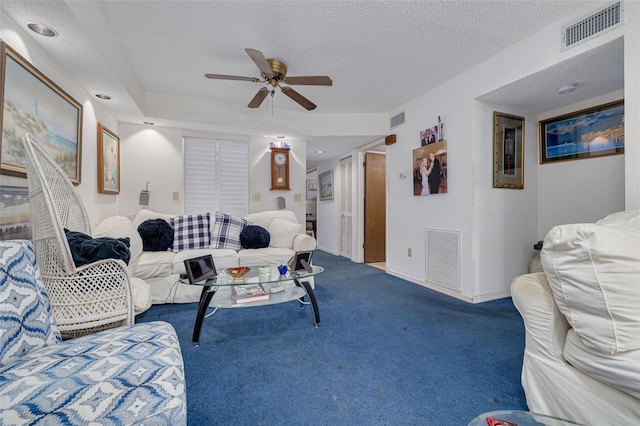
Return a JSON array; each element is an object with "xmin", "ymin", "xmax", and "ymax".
[{"xmin": 270, "ymin": 147, "xmax": 290, "ymax": 190}]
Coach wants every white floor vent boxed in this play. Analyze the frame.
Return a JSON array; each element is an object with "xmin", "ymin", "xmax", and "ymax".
[
  {"xmin": 425, "ymin": 228, "xmax": 460, "ymax": 292},
  {"xmin": 390, "ymin": 111, "xmax": 405, "ymax": 129},
  {"xmin": 562, "ymin": 1, "xmax": 623, "ymax": 50}
]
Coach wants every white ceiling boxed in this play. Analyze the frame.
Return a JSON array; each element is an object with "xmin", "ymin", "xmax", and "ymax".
[{"xmin": 1, "ymin": 0, "xmax": 622, "ymax": 168}]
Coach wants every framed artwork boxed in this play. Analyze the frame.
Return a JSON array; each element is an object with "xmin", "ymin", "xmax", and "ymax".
[
  {"xmin": 539, "ymin": 100, "xmax": 624, "ymax": 164},
  {"xmin": 97, "ymin": 123, "xmax": 120, "ymax": 194},
  {"xmin": 306, "ymin": 179, "xmax": 317, "ymax": 200},
  {"xmin": 0, "ymin": 42, "xmax": 83, "ymax": 184},
  {"xmin": 0, "ymin": 181, "xmax": 31, "ymax": 241},
  {"xmin": 412, "ymin": 140, "xmax": 448, "ymax": 196},
  {"xmin": 420, "ymin": 125, "xmax": 438, "ymax": 146},
  {"xmin": 493, "ymin": 112, "xmax": 524, "ymax": 189},
  {"xmin": 319, "ymin": 170, "xmax": 333, "ymax": 201}
]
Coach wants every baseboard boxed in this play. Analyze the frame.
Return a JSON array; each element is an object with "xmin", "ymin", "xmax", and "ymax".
[
  {"xmin": 317, "ymin": 247, "xmax": 340, "ymax": 256},
  {"xmin": 386, "ymin": 269, "xmax": 512, "ymax": 304}
]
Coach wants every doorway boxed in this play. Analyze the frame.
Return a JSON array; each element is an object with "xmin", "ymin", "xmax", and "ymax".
[{"xmin": 364, "ymin": 151, "xmax": 386, "ymax": 264}]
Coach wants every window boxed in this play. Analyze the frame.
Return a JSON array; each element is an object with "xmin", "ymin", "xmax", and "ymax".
[{"xmin": 183, "ymin": 137, "xmax": 248, "ymax": 216}]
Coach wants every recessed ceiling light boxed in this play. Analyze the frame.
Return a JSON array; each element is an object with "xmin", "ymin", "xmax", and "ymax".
[
  {"xmin": 315, "ymin": 150, "xmax": 325, "ymax": 154},
  {"xmin": 557, "ymin": 84, "xmax": 577, "ymax": 95},
  {"xmin": 95, "ymin": 93, "xmax": 111, "ymax": 100},
  {"xmin": 143, "ymin": 121, "xmax": 155, "ymax": 125},
  {"xmin": 26, "ymin": 21, "xmax": 58, "ymax": 37}
]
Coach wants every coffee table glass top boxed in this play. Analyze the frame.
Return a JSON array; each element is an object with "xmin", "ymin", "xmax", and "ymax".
[
  {"xmin": 183, "ymin": 265, "xmax": 324, "ymax": 287},
  {"xmin": 468, "ymin": 410, "xmax": 584, "ymax": 426}
]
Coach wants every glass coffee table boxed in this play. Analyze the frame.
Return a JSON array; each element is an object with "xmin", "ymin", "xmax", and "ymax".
[
  {"xmin": 468, "ymin": 410, "xmax": 583, "ymax": 425},
  {"xmin": 182, "ymin": 265, "xmax": 323, "ymax": 346}
]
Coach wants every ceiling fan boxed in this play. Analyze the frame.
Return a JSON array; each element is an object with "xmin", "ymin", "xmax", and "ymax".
[{"xmin": 205, "ymin": 48, "xmax": 332, "ymax": 111}]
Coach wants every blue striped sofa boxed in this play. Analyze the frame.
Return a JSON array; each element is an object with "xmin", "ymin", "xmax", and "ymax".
[{"xmin": 0, "ymin": 240, "xmax": 187, "ymax": 424}]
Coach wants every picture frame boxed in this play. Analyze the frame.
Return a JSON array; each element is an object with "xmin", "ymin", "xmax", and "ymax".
[
  {"xmin": 306, "ymin": 179, "xmax": 317, "ymax": 200},
  {"xmin": 412, "ymin": 140, "xmax": 448, "ymax": 196},
  {"xmin": 97, "ymin": 123, "xmax": 120, "ymax": 194},
  {"xmin": 493, "ymin": 111, "xmax": 524, "ymax": 189},
  {"xmin": 288, "ymin": 250, "xmax": 314, "ymax": 272},
  {"xmin": 319, "ymin": 170, "xmax": 333, "ymax": 201},
  {"xmin": 539, "ymin": 100, "xmax": 624, "ymax": 164},
  {"xmin": 0, "ymin": 42, "xmax": 83, "ymax": 184}
]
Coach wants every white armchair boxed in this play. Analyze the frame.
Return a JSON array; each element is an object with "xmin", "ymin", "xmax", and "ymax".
[{"xmin": 22, "ymin": 134, "xmax": 134, "ymax": 339}]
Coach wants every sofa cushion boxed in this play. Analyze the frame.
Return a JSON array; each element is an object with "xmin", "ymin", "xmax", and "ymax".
[
  {"xmin": 172, "ymin": 248, "xmax": 239, "ymax": 274},
  {"xmin": 210, "ymin": 211, "xmax": 249, "ymax": 250},
  {"xmin": 138, "ymin": 219, "xmax": 174, "ymax": 251},
  {"xmin": 238, "ymin": 247, "xmax": 295, "ymax": 267},
  {"xmin": 0, "ymin": 241, "xmax": 61, "ymax": 366},
  {"xmin": 240, "ymin": 225, "xmax": 270, "ymax": 249},
  {"xmin": 268, "ymin": 218, "xmax": 301, "ymax": 248},
  {"xmin": 131, "ymin": 209, "xmax": 175, "ymax": 229},
  {"xmin": 92, "ymin": 215, "xmax": 143, "ymax": 259},
  {"xmin": 244, "ymin": 209, "xmax": 298, "ymax": 229},
  {"xmin": 130, "ymin": 251, "xmax": 176, "ymax": 279},
  {"xmin": 170, "ymin": 212, "xmax": 211, "ymax": 252},
  {"xmin": 541, "ymin": 211, "xmax": 640, "ymax": 354}
]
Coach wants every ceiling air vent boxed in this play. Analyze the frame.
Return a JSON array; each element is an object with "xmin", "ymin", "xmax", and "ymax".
[
  {"xmin": 390, "ymin": 111, "xmax": 405, "ymax": 129},
  {"xmin": 562, "ymin": 1, "xmax": 624, "ymax": 50}
]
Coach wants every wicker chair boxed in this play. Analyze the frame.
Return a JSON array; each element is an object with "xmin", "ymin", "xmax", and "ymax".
[{"xmin": 22, "ymin": 134, "xmax": 133, "ymax": 339}]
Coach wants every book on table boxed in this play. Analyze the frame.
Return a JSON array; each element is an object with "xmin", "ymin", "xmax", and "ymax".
[{"xmin": 231, "ymin": 284, "xmax": 270, "ymax": 303}]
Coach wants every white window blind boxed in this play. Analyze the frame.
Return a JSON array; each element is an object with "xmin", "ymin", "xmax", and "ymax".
[{"xmin": 183, "ymin": 137, "xmax": 248, "ymax": 216}]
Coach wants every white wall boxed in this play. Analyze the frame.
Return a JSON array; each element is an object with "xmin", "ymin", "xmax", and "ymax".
[
  {"xmin": 1, "ymin": 11, "xmax": 120, "ymax": 227},
  {"xmin": 118, "ymin": 124, "xmax": 307, "ymax": 223},
  {"xmin": 537, "ymin": 90, "xmax": 626, "ymax": 236}
]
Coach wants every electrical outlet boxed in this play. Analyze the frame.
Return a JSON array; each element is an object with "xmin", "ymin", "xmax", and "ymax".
[
  {"xmin": 172, "ymin": 191, "xmax": 179, "ymax": 201},
  {"xmin": 407, "ymin": 248, "xmax": 412, "ymax": 257},
  {"xmin": 294, "ymin": 193, "xmax": 301, "ymax": 201}
]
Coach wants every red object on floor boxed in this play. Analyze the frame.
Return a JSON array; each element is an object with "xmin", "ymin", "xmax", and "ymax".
[{"xmin": 486, "ymin": 417, "xmax": 519, "ymax": 426}]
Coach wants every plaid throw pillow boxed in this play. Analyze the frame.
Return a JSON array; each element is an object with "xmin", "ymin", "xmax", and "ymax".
[
  {"xmin": 210, "ymin": 211, "xmax": 249, "ymax": 250},
  {"xmin": 170, "ymin": 213, "xmax": 211, "ymax": 252}
]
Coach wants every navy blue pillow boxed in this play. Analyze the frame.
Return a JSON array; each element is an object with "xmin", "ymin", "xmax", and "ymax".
[
  {"xmin": 138, "ymin": 219, "xmax": 174, "ymax": 251},
  {"xmin": 64, "ymin": 229, "xmax": 131, "ymax": 267},
  {"xmin": 240, "ymin": 225, "xmax": 270, "ymax": 249}
]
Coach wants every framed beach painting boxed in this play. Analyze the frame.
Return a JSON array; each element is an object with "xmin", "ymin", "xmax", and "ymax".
[
  {"xmin": 493, "ymin": 111, "xmax": 524, "ymax": 189},
  {"xmin": 319, "ymin": 170, "xmax": 333, "ymax": 201},
  {"xmin": 539, "ymin": 100, "xmax": 624, "ymax": 164},
  {"xmin": 97, "ymin": 123, "xmax": 120, "ymax": 194},
  {"xmin": 0, "ymin": 42, "xmax": 83, "ymax": 184}
]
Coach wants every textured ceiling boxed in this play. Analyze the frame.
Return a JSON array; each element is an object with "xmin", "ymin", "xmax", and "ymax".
[{"xmin": 1, "ymin": 0, "xmax": 620, "ymax": 167}]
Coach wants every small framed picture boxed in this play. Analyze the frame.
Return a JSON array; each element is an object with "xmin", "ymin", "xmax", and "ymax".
[
  {"xmin": 288, "ymin": 250, "xmax": 314, "ymax": 272},
  {"xmin": 97, "ymin": 123, "xmax": 120, "ymax": 194},
  {"xmin": 493, "ymin": 112, "xmax": 524, "ymax": 189},
  {"xmin": 319, "ymin": 170, "xmax": 333, "ymax": 201}
]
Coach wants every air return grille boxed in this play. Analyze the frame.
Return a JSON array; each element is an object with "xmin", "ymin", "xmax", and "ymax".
[
  {"xmin": 563, "ymin": 1, "xmax": 623, "ymax": 50},
  {"xmin": 425, "ymin": 228, "xmax": 460, "ymax": 292},
  {"xmin": 390, "ymin": 111, "xmax": 405, "ymax": 129}
]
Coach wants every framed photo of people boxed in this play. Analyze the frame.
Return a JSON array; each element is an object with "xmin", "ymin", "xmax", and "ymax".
[
  {"xmin": 539, "ymin": 100, "xmax": 624, "ymax": 164},
  {"xmin": 412, "ymin": 140, "xmax": 447, "ymax": 196},
  {"xmin": 493, "ymin": 111, "xmax": 524, "ymax": 189}
]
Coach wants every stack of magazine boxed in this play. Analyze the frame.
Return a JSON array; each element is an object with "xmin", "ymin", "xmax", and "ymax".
[{"xmin": 231, "ymin": 284, "xmax": 270, "ymax": 303}]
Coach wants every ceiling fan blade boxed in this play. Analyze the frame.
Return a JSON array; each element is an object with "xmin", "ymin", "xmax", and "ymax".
[
  {"xmin": 281, "ymin": 86, "xmax": 317, "ymax": 111},
  {"xmin": 248, "ymin": 87, "xmax": 269, "ymax": 108},
  {"xmin": 205, "ymin": 73, "xmax": 260, "ymax": 82},
  {"xmin": 284, "ymin": 76, "xmax": 333, "ymax": 86},
  {"xmin": 245, "ymin": 48, "xmax": 273, "ymax": 76}
]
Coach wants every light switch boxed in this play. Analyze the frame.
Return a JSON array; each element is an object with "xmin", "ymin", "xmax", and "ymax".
[
  {"xmin": 252, "ymin": 193, "xmax": 261, "ymax": 201},
  {"xmin": 172, "ymin": 191, "xmax": 179, "ymax": 201},
  {"xmin": 294, "ymin": 193, "xmax": 301, "ymax": 202}
]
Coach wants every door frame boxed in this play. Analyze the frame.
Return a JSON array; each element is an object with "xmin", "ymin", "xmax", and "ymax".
[{"xmin": 353, "ymin": 138, "xmax": 387, "ymax": 263}]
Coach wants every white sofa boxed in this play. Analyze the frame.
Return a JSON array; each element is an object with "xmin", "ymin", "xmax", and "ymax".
[
  {"xmin": 93, "ymin": 209, "xmax": 316, "ymax": 304},
  {"xmin": 511, "ymin": 210, "xmax": 640, "ymax": 425}
]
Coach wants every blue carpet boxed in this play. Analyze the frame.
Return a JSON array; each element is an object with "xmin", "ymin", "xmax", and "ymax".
[{"xmin": 137, "ymin": 250, "xmax": 527, "ymax": 425}]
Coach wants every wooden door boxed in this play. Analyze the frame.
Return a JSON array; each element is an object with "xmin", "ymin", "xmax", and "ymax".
[{"xmin": 364, "ymin": 152, "xmax": 386, "ymax": 263}]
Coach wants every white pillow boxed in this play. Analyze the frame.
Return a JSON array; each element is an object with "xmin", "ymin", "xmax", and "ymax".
[
  {"xmin": 268, "ymin": 218, "xmax": 301, "ymax": 249},
  {"xmin": 131, "ymin": 209, "xmax": 175, "ymax": 229},
  {"xmin": 92, "ymin": 215, "xmax": 143, "ymax": 259},
  {"xmin": 541, "ymin": 212, "xmax": 640, "ymax": 354}
]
